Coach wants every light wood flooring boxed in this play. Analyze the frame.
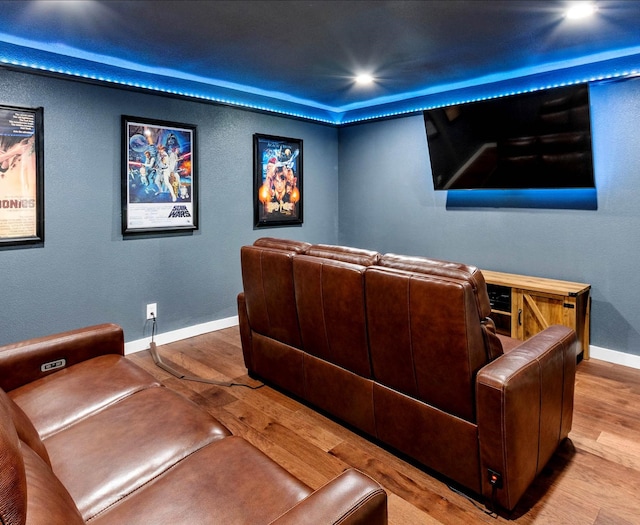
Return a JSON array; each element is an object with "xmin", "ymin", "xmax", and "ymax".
[{"xmin": 128, "ymin": 328, "xmax": 640, "ymax": 524}]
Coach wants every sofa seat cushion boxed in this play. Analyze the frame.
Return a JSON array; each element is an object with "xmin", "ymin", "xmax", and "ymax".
[
  {"xmin": 10, "ymin": 354, "xmax": 161, "ymax": 439},
  {"xmin": 89, "ymin": 436, "xmax": 312, "ymax": 525},
  {"xmin": 42, "ymin": 386, "xmax": 231, "ymax": 521}
]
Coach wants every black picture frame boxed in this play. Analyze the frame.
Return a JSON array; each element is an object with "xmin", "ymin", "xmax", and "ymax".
[
  {"xmin": 122, "ymin": 115, "xmax": 198, "ymax": 234},
  {"xmin": 253, "ymin": 133, "xmax": 303, "ymax": 228},
  {"xmin": 0, "ymin": 105, "xmax": 44, "ymax": 247}
]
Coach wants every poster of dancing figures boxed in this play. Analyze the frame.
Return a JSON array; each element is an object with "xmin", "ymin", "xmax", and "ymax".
[{"xmin": 0, "ymin": 105, "xmax": 44, "ymax": 246}]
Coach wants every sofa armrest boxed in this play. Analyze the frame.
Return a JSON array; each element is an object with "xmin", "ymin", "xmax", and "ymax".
[
  {"xmin": 0, "ymin": 323, "xmax": 124, "ymax": 391},
  {"xmin": 269, "ymin": 469, "xmax": 388, "ymax": 525},
  {"xmin": 476, "ymin": 325, "xmax": 577, "ymax": 511}
]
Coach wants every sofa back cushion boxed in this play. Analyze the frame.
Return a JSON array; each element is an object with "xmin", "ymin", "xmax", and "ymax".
[
  {"xmin": 253, "ymin": 237, "xmax": 311, "ymax": 253},
  {"xmin": 378, "ymin": 254, "xmax": 503, "ymax": 361},
  {"xmin": 293, "ymin": 255, "xmax": 372, "ymax": 378},
  {"xmin": 241, "ymin": 244, "xmax": 304, "ymax": 348},
  {"xmin": 365, "ymin": 266, "xmax": 491, "ymax": 422},
  {"xmin": 0, "ymin": 323, "xmax": 125, "ymax": 393},
  {"xmin": 377, "ymin": 253, "xmax": 491, "ymax": 313},
  {"xmin": 306, "ymin": 243, "xmax": 381, "ymax": 266}
]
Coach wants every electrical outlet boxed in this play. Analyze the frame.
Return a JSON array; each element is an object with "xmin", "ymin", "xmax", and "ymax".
[{"xmin": 146, "ymin": 303, "xmax": 157, "ymax": 320}]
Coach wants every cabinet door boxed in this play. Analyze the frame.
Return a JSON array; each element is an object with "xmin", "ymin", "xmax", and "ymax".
[{"xmin": 514, "ymin": 289, "xmax": 571, "ymax": 341}]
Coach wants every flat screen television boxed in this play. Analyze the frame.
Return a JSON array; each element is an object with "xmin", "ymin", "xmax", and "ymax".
[{"xmin": 424, "ymin": 83, "xmax": 595, "ymax": 190}]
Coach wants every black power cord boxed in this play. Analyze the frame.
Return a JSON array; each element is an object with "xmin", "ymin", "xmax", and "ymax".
[
  {"xmin": 447, "ymin": 484, "xmax": 498, "ymax": 518},
  {"xmin": 148, "ymin": 314, "xmax": 263, "ymax": 390}
]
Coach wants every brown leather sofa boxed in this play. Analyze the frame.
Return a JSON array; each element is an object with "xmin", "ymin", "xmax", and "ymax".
[
  {"xmin": 0, "ymin": 323, "xmax": 387, "ymax": 525},
  {"xmin": 238, "ymin": 237, "xmax": 578, "ymax": 512}
]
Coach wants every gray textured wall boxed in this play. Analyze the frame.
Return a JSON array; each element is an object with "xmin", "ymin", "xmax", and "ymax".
[
  {"xmin": 338, "ymin": 78, "xmax": 640, "ymax": 356},
  {"xmin": 0, "ymin": 69, "xmax": 339, "ymax": 345},
  {"xmin": 4, "ymin": 67, "xmax": 640, "ymax": 357}
]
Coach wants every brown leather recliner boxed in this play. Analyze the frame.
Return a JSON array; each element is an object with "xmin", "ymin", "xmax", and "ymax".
[
  {"xmin": 238, "ymin": 237, "xmax": 577, "ymax": 511},
  {"xmin": 0, "ymin": 323, "xmax": 388, "ymax": 525}
]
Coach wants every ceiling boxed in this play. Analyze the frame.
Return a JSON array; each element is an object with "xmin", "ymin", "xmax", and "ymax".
[{"xmin": 1, "ymin": 0, "xmax": 640, "ymax": 124}]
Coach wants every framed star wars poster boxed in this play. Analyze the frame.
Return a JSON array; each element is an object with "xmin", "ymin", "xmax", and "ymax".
[
  {"xmin": 0, "ymin": 105, "xmax": 44, "ymax": 247},
  {"xmin": 122, "ymin": 115, "xmax": 198, "ymax": 234},
  {"xmin": 253, "ymin": 133, "xmax": 303, "ymax": 228}
]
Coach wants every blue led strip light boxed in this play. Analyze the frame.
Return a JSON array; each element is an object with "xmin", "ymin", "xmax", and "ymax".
[
  {"xmin": 445, "ymin": 188, "xmax": 598, "ymax": 211},
  {"xmin": 1, "ymin": 38, "xmax": 640, "ymax": 126},
  {"xmin": 0, "ymin": 40, "xmax": 337, "ymax": 124},
  {"xmin": 338, "ymin": 53, "xmax": 640, "ymax": 125}
]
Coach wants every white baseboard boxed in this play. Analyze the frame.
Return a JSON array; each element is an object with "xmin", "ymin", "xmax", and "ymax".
[
  {"xmin": 124, "ymin": 316, "xmax": 239, "ymax": 355},
  {"xmin": 125, "ymin": 319, "xmax": 640, "ymax": 371},
  {"xmin": 589, "ymin": 345, "xmax": 640, "ymax": 370}
]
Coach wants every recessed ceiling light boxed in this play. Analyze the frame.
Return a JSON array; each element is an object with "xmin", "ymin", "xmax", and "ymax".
[
  {"xmin": 565, "ymin": 1, "xmax": 597, "ymax": 20},
  {"xmin": 354, "ymin": 73, "xmax": 375, "ymax": 86}
]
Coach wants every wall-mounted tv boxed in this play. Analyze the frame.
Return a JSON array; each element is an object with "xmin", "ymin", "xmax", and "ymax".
[{"xmin": 424, "ymin": 83, "xmax": 595, "ymax": 191}]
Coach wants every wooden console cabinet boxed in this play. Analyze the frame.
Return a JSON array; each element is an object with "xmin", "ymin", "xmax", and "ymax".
[{"xmin": 481, "ymin": 270, "xmax": 591, "ymax": 359}]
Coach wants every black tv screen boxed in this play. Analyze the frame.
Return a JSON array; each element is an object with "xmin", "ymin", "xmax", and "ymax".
[{"xmin": 424, "ymin": 83, "xmax": 595, "ymax": 190}]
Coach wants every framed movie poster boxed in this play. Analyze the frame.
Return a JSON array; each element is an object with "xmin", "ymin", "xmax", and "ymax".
[
  {"xmin": 253, "ymin": 134, "xmax": 302, "ymax": 227},
  {"xmin": 0, "ymin": 105, "xmax": 44, "ymax": 247},
  {"xmin": 122, "ymin": 115, "xmax": 197, "ymax": 234}
]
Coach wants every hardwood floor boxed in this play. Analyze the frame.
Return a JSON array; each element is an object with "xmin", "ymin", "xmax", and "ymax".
[{"xmin": 128, "ymin": 328, "xmax": 640, "ymax": 524}]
